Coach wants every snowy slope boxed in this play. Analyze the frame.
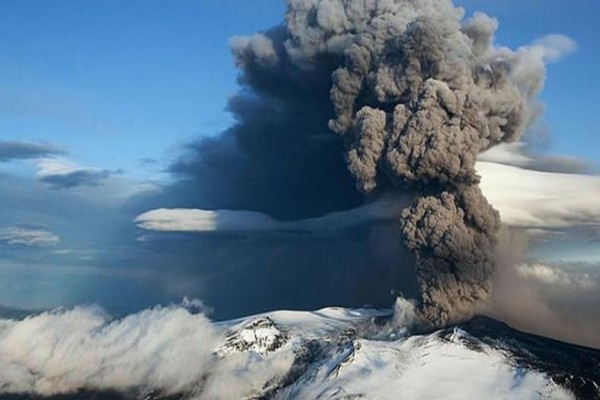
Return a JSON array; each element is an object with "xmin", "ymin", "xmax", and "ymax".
[
  {"xmin": 212, "ymin": 308, "xmax": 578, "ymax": 400},
  {"xmin": 0, "ymin": 305, "xmax": 598, "ymax": 400}
]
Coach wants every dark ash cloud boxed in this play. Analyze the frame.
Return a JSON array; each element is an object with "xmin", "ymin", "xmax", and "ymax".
[
  {"xmin": 129, "ymin": 0, "xmax": 574, "ymax": 329},
  {"xmin": 163, "ymin": 88, "xmax": 363, "ymax": 220},
  {"xmin": 182, "ymin": 0, "xmax": 560, "ymax": 328},
  {"xmin": 132, "ymin": 222, "xmax": 420, "ymax": 320}
]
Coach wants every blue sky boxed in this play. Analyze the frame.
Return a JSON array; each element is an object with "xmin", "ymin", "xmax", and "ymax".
[
  {"xmin": 0, "ymin": 0, "xmax": 598, "ymax": 315},
  {"xmin": 457, "ymin": 0, "xmax": 599, "ymax": 160},
  {"xmin": 0, "ymin": 0, "xmax": 286, "ymax": 179},
  {"xmin": 0, "ymin": 0, "xmax": 597, "ymax": 178}
]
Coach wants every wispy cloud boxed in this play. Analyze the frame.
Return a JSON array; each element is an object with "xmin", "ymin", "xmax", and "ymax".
[
  {"xmin": 40, "ymin": 169, "xmax": 113, "ymax": 190},
  {"xmin": 36, "ymin": 158, "xmax": 114, "ymax": 190},
  {"xmin": 479, "ymin": 142, "xmax": 593, "ymax": 174},
  {"xmin": 0, "ymin": 226, "xmax": 60, "ymax": 247},
  {"xmin": 0, "ymin": 141, "xmax": 65, "ymax": 163},
  {"xmin": 51, "ymin": 248, "xmax": 98, "ymax": 261},
  {"xmin": 531, "ymin": 34, "xmax": 578, "ymax": 63}
]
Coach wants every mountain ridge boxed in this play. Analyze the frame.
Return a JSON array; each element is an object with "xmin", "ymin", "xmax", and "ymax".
[{"xmin": 0, "ymin": 308, "xmax": 598, "ymax": 400}]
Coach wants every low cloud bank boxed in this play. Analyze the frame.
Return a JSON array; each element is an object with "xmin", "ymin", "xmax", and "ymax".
[
  {"xmin": 0, "ymin": 305, "xmax": 216, "ymax": 396},
  {"xmin": 0, "ymin": 300, "xmax": 577, "ymax": 400},
  {"xmin": 0, "ymin": 303, "xmax": 376, "ymax": 398}
]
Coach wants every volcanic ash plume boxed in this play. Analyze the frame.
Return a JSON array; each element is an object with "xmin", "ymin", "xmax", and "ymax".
[{"xmin": 232, "ymin": 0, "xmax": 547, "ymax": 327}]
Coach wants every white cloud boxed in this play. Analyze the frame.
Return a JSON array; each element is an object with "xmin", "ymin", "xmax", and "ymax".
[
  {"xmin": 0, "ymin": 226, "xmax": 60, "ymax": 247},
  {"xmin": 478, "ymin": 161, "xmax": 600, "ymax": 229},
  {"xmin": 35, "ymin": 157, "xmax": 81, "ymax": 177},
  {"xmin": 200, "ymin": 348, "xmax": 295, "ymax": 400},
  {"xmin": 135, "ymin": 209, "xmax": 279, "ymax": 232},
  {"xmin": 0, "ymin": 305, "xmax": 217, "ymax": 396},
  {"xmin": 531, "ymin": 34, "xmax": 578, "ymax": 63},
  {"xmin": 516, "ymin": 262, "xmax": 596, "ymax": 291}
]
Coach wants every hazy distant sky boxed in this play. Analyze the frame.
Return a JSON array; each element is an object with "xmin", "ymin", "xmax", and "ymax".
[{"xmin": 0, "ymin": 0, "xmax": 598, "ymax": 315}]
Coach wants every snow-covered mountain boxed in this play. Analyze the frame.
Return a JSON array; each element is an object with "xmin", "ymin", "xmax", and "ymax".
[{"xmin": 0, "ymin": 306, "xmax": 598, "ymax": 400}]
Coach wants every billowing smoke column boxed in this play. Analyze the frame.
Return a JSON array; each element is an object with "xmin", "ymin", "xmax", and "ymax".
[{"xmin": 231, "ymin": 0, "xmax": 545, "ymax": 327}]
